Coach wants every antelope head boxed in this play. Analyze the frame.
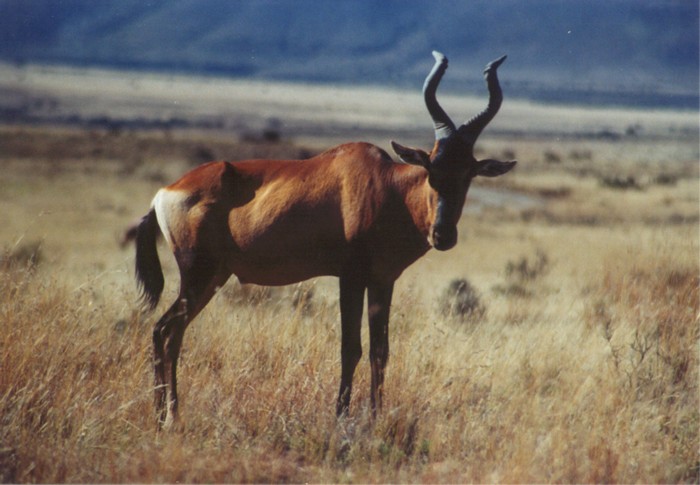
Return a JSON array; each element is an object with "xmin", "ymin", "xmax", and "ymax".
[{"xmin": 392, "ymin": 51, "xmax": 516, "ymax": 251}]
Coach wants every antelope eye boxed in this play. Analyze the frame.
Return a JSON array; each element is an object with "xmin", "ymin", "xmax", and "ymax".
[
  {"xmin": 428, "ymin": 171, "xmax": 448, "ymax": 188},
  {"xmin": 429, "ymin": 168, "xmax": 469, "ymax": 191}
]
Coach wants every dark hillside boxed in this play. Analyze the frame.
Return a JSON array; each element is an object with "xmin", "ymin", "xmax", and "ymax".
[{"xmin": 0, "ymin": 0, "xmax": 697, "ymax": 108}]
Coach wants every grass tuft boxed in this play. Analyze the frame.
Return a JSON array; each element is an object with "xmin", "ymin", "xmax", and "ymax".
[{"xmin": 438, "ymin": 278, "xmax": 486, "ymax": 322}]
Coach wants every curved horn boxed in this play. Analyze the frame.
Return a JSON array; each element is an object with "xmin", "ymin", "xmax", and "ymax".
[
  {"xmin": 458, "ymin": 55, "xmax": 507, "ymax": 145},
  {"xmin": 423, "ymin": 51, "xmax": 456, "ymax": 140}
]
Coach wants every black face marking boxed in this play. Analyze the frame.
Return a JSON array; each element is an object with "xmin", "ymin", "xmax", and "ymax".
[
  {"xmin": 428, "ymin": 165, "xmax": 469, "ymax": 194},
  {"xmin": 432, "ymin": 137, "xmax": 472, "ymax": 166},
  {"xmin": 424, "ymin": 137, "xmax": 478, "ymax": 251}
]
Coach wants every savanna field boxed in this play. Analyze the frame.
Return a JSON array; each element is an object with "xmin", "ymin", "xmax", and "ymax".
[{"xmin": 0, "ymin": 71, "xmax": 698, "ymax": 482}]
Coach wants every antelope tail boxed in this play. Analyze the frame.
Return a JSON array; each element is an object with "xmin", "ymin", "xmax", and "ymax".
[{"xmin": 135, "ymin": 208, "xmax": 164, "ymax": 310}]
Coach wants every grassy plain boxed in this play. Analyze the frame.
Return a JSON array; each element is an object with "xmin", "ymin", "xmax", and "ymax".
[{"xmin": 0, "ymin": 69, "xmax": 698, "ymax": 482}]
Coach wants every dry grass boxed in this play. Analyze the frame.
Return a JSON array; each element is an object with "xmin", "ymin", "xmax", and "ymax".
[{"xmin": 0, "ymin": 122, "xmax": 698, "ymax": 482}]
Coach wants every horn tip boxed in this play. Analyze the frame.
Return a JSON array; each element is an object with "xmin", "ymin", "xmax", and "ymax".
[
  {"xmin": 485, "ymin": 55, "xmax": 507, "ymax": 73},
  {"xmin": 431, "ymin": 50, "xmax": 447, "ymax": 63}
]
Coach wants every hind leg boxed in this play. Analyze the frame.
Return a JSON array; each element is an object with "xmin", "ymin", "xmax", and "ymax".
[
  {"xmin": 153, "ymin": 300, "xmax": 184, "ymax": 426},
  {"xmin": 153, "ymin": 253, "xmax": 229, "ymax": 429}
]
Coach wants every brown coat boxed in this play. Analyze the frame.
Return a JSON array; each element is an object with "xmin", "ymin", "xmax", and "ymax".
[{"xmin": 153, "ymin": 142, "xmax": 435, "ymax": 286}]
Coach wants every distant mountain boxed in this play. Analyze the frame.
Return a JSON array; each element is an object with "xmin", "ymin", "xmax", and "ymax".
[{"xmin": 0, "ymin": 0, "xmax": 697, "ymax": 108}]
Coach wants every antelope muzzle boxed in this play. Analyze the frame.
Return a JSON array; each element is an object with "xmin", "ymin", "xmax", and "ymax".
[{"xmin": 430, "ymin": 223, "xmax": 458, "ymax": 251}]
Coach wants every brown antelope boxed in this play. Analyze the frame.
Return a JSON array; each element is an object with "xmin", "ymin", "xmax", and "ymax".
[{"xmin": 134, "ymin": 51, "xmax": 516, "ymax": 427}]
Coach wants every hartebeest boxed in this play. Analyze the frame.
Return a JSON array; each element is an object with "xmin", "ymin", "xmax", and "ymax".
[{"xmin": 134, "ymin": 51, "xmax": 515, "ymax": 427}]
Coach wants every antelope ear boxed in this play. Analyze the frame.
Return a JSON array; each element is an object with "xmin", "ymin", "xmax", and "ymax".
[
  {"xmin": 476, "ymin": 159, "xmax": 517, "ymax": 177},
  {"xmin": 391, "ymin": 141, "xmax": 431, "ymax": 168}
]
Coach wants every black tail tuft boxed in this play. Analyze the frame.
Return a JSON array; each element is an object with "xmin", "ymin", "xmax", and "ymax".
[{"xmin": 135, "ymin": 209, "xmax": 164, "ymax": 310}]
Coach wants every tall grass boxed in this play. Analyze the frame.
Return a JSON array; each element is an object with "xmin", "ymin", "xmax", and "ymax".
[{"xmin": 1, "ymin": 232, "xmax": 697, "ymax": 482}]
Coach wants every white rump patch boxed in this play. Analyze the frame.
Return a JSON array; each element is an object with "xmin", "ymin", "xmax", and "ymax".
[{"xmin": 152, "ymin": 189, "xmax": 187, "ymax": 250}]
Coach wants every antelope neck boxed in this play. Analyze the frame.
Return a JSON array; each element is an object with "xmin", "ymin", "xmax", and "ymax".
[{"xmin": 392, "ymin": 164, "xmax": 453, "ymax": 249}]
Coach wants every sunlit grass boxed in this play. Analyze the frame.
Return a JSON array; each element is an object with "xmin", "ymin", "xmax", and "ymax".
[
  {"xmin": 1, "ymin": 225, "xmax": 697, "ymax": 482},
  {"xmin": 0, "ymin": 124, "xmax": 698, "ymax": 482}
]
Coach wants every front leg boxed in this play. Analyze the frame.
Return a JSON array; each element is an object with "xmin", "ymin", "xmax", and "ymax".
[
  {"xmin": 367, "ymin": 280, "xmax": 394, "ymax": 416},
  {"xmin": 336, "ymin": 273, "xmax": 366, "ymax": 417}
]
